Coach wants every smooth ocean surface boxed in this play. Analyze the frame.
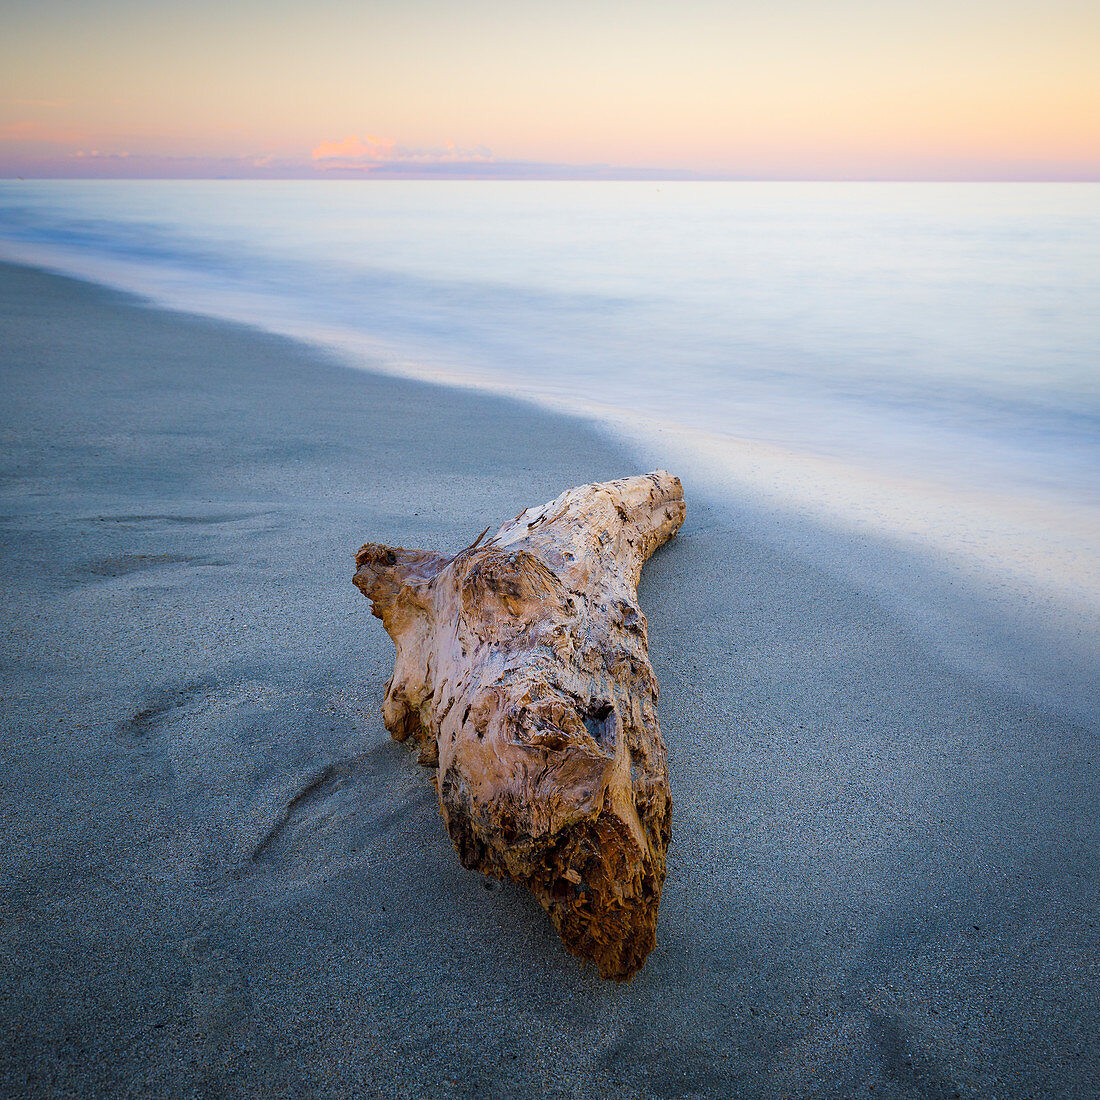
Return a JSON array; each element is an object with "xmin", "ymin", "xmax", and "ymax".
[{"xmin": 1, "ymin": 182, "xmax": 1096, "ymax": 505}]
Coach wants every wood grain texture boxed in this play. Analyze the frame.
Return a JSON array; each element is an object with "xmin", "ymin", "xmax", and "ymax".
[{"xmin": 353, "ymin": 472, "xmax": 684, "ymax": 979}]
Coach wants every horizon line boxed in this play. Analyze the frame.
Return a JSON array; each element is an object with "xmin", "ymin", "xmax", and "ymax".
[{"xmin": 3, "ymin": 174, "xmax": 1100, "ymax": 183}]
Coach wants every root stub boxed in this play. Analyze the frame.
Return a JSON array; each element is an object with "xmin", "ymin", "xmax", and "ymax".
[{"xmin": 353, "ymin": 471, "xmax": 684, "ymax": 980}]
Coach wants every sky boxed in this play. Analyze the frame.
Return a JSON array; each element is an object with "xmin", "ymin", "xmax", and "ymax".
[{"xmin": 1, "ymin": 0, "xmax": 1098, "ymax": 180}]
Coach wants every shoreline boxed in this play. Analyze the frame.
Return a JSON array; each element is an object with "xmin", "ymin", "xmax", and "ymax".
[
  {"xmin": 3, "ymin": 231, "xmax": 1097, "ymax": 612},
  {"xmin": 2, "ymin": 259, "xmax": 1097, "ymax": 1097},
  {"xmin": 3, "ymin": 236, "xmax": 1098, "ymax": 732}
]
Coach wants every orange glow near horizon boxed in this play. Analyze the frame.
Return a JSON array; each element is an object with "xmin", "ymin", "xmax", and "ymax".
[{"xmin": 1, "ymin": 0, "xmax": 1098, "ymax": 178}]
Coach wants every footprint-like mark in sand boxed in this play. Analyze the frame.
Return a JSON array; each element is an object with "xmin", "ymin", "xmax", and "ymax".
[
  {"xmin": 117, "ymin": 674, "xmax": 427, "ymax": 883},
  {"xmin": 118, "ymin": 677, "xmax": 219, "ymax": 738},
  {"xmin": 240, "ymin": 741, "xmax": 429, "ymax": 882},
  {"xmin": 248, "ymin": 761, "xmax": 353, "ymax": 864}
]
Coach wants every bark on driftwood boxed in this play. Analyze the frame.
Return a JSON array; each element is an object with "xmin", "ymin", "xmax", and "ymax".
[{"xmin": 353, "ymin": 472, "xmax": 684, "ymax": 980}]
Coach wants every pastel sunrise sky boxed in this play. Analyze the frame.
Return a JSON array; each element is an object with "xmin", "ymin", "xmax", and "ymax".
[{"xmin": 2, "ymin": 0, "xmax": 1098, "ymax": 179}]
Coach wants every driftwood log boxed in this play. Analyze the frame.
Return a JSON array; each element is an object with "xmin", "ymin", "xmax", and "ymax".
[{"xmin": 353, "ymin": 472, "xmax": 684, "ymax": 980}]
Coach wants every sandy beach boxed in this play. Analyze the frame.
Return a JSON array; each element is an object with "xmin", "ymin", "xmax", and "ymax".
[{"xmin": 2, "ymin": 260, "xmax": 1097, "ymax": 1098}]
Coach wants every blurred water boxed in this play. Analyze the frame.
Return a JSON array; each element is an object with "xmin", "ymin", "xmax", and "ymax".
[{"xmin": 2, "ymin": 180, "xmax": 1098, "ymax": 608}]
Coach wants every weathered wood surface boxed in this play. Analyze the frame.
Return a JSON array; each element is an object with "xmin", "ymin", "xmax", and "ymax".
[{"xmin": 353, "ymin": 471, "xmax": 685, "ymax": 980}]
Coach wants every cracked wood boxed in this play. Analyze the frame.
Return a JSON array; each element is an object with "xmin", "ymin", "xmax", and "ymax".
[{"xmin": 353, "ymin": 471, "xmax": 685, "ymax": 980}]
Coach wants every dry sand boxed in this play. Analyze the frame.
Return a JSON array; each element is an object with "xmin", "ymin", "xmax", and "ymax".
[{"xmin": 1, "ymin": 261, "xmax": 1097, "ymax": 1098}]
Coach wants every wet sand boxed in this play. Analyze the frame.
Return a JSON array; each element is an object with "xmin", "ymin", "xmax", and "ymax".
[{"xmin": 1, "ymin": 260, "xmax": 1096, "ymax": 1098}]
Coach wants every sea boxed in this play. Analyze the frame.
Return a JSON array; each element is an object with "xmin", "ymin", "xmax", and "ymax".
[{"xmin": 2, "ymin": 180, "xmax": 1097, "ymax": 718}]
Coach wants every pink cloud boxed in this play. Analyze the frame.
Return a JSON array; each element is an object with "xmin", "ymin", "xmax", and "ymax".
[{"xmin": 311, "ymin": 133, "xmax": 397, "ymax": 162}]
